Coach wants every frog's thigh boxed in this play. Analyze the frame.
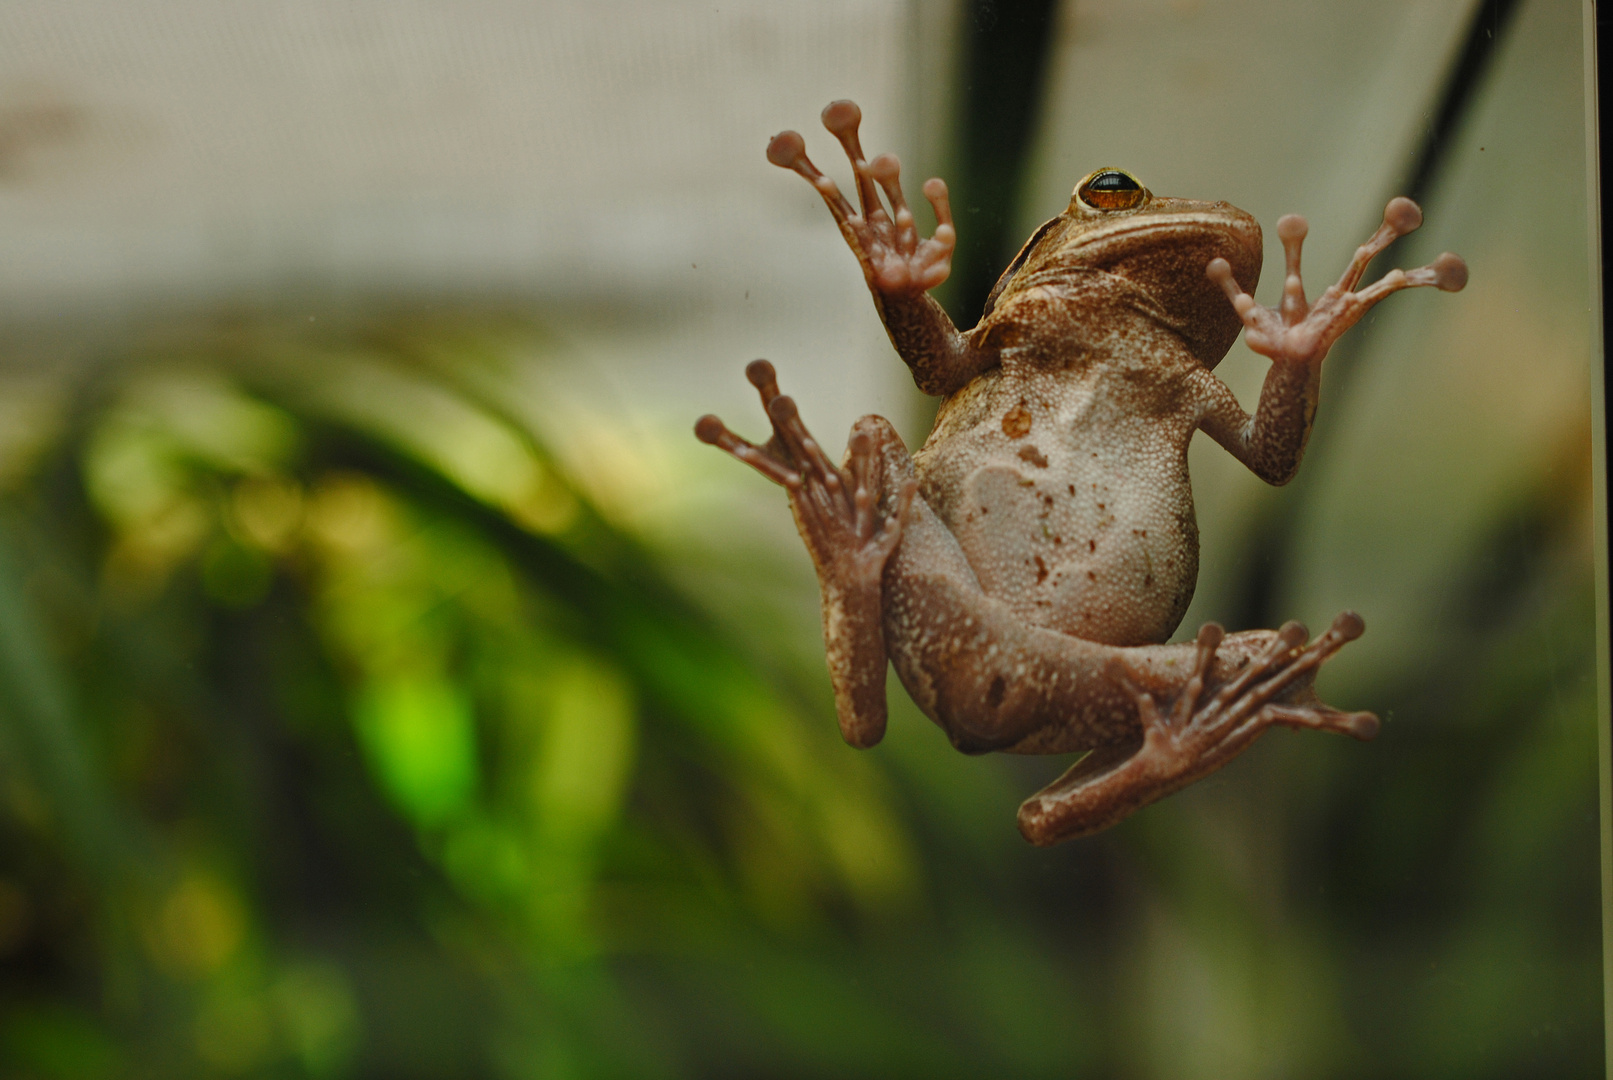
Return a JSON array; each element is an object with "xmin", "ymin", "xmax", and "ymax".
[{"xmin": 884, "ymin": 490, "xmax": 1141, "ymax": 755}]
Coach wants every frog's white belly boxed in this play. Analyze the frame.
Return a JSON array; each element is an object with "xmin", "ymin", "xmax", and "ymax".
[{"xmin": 914, "ymin": 419, "xmax": 1200, "ymax": 647}]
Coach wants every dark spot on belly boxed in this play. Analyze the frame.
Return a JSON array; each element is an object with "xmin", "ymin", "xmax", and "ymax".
[
  {"xmin": 1017, "ymin": 444, "xmax": 1049, "ymax": 468},
  {"xmin": 987, "ymin": 676, "xmax": 1006, "ymax": 707},
  {"xmin": 1144, "ymin": 574, "xmax": 1154, "ymax": 586},
  {"xmin": 1089, "ymin": 539, "xmax": 1096, "ymax": 552},
  {"xmin": 1002, "ymin": 405, "xmax": 1033, "ymax": 439},
  {"xmin": 1034, "ymin": 555, "xmax": 1048, "ymax": 583},
  {"xmin": 1068, "ymin": 484, "xmax": 1075, "ymax": 495},
  {"xmin": 1087, "ymin": 570, "xmax": 1096, "ymax": 581}
]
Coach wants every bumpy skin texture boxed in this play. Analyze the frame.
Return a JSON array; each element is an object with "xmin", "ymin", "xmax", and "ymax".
[{"xmin": 699, "ymin": 101, "xmax": 1467, "ymax": 844}]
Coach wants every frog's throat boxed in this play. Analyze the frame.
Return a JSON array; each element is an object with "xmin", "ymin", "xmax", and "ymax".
[
  {"xmin": 994, "ymin": 266, "xmax": 1190, "ymax": 340},
  {"xmin": 1064, "ymin": 211, "xmax": 1260, "ymax": 262}
]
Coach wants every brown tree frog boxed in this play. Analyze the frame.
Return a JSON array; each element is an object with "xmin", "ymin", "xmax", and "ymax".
[{"xmin": 696, "ymin": 101, "xmax": 1467, "ymax": 844}]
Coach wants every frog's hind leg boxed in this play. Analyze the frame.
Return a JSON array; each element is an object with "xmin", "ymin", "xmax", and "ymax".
[
  {"xmin": 1016, "ymin": 615, "xmax": 1378, "ymax": 845},
  {"xmin": 696, "ymin": 361, "xmax": 916, "ymax": 748}
]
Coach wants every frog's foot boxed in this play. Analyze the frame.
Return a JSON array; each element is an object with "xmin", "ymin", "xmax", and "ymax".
[
  {"xmin": 696, "ymin": 359, "xmax": 915, "ymax": 587},
  {"xmin": 767, "ymin": 100, "xmax": 955, "ymax": 295},
  {"xmin": 1017, "ymin": 613, "xmax": 1377, "ymax": 845},
  {"xmin": 1207, "ymin": 197, "xmax": 1468, "ymax": 366},
  {"xmin": 700, "ymin": 359, "xmax": 916, "ymax": 593}
]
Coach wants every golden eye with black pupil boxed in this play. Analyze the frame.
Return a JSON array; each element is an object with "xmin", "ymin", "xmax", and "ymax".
[{"xmin": 1077, "ymin": 169, "xmax": 1147, "ymax": 211}]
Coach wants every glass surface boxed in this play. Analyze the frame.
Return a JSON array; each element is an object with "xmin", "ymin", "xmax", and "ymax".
[{"xmin": 0, "ymin": 0, "xmax": 1601, "ymax": 1077}]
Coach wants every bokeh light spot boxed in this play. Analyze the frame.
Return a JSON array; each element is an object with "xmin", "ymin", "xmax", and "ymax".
[{"xmin": 354, "ymin": 676, "xmax": 479, "ymax": 828}]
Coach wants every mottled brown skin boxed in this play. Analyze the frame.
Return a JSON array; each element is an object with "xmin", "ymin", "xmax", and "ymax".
[{"xmin": 698, "ymin": 101, "xmax": 1467, "ymax": 844}]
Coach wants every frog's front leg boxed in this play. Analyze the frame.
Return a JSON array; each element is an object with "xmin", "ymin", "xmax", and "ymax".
[
  {"xmin": 696, "ymin": 360, "xmax": 915, "ymax": 747},
  {"xmin": 767, "ymin": 101, "xmax": 995, "ymax": 396},
  {"xmin": 1015, "ymin": 616, "xmax": 1378, "ymax": 845},
  {"xmin": 1196, "ymin": 198, "xmax": 1468, "ymax": 483}
]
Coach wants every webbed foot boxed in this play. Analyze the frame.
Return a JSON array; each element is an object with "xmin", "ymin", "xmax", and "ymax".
[
  {"xmin": 1207, "ymin": 197, "xmax": 1467, "ymax": 366},
  {"xmin": 696, "ymin": 360, "xmax": 914, "ymax": 592},
  {"xmin": 768, "ymin": 101, "xmax": 955, "ymax": 296},
  {"xmin": 1018, "ymin": 612, "xmax": 1376, "ymax": 844}
]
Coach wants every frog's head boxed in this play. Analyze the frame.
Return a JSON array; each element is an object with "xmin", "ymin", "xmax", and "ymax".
[{"xmin": 983, "ymin": 168, "xmax": 1263, "ymax": 370}]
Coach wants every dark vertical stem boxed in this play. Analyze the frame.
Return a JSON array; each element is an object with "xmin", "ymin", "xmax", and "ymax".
[
  {"xmin": 1404, "ymin": 0, "xmax": 1524, "ymax": 205},
  {"xmin": 940, "ymin": 0, "xmax": 1063, "ymax": 330}
]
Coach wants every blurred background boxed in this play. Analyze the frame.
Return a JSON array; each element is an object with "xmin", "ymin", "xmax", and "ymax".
[{"xmin": 0, "ymin": 0, "xmax": 1602, "ymax": 1076}]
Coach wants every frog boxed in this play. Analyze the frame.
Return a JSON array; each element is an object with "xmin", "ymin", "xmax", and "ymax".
[{"xmin": 695, "ymin": 100, "xmax": 1467, "ymax": 844}]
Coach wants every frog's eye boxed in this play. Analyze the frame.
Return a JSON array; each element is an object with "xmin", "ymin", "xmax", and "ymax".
[{"xmin": 1077, "ymin": 169, "xmax": 1147, "ymax": 211}]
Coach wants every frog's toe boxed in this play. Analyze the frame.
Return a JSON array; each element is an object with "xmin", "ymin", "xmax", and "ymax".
[
  {"xmin": 821, "ymin": 99, "xmax": 863, "ymax": 138},
  {"xmin": 745, "ymin": 357, "xmax": 779, "ymax": 394},
  {"xmin": 1411, "ymin": 252, "xmax": 1468, "ymax": 292},
  {"xmin": 694, "ymin": 411, "xmax": 801, "ymax": 488},
  {"xmin": 1263, "ymin": 701, "xmax": 1380, "ymax": 742},
  {"xmin": 1382, "ymin": 196, "xmax": 1422, "ymax": 235},
  {"xmin": 766, "ymin": 130, "xmax": 807, "ymax": 169}
]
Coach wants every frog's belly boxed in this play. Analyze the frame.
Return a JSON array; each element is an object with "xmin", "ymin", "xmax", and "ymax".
[{"xmin": 940, "ymin": 462, "xmax": 1198, "ymax": 646}]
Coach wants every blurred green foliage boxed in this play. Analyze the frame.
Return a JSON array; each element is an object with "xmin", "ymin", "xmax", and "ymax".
[{"xmin": 0, "ymin": 311, "xmax": 1597, "ymax": 1079}]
